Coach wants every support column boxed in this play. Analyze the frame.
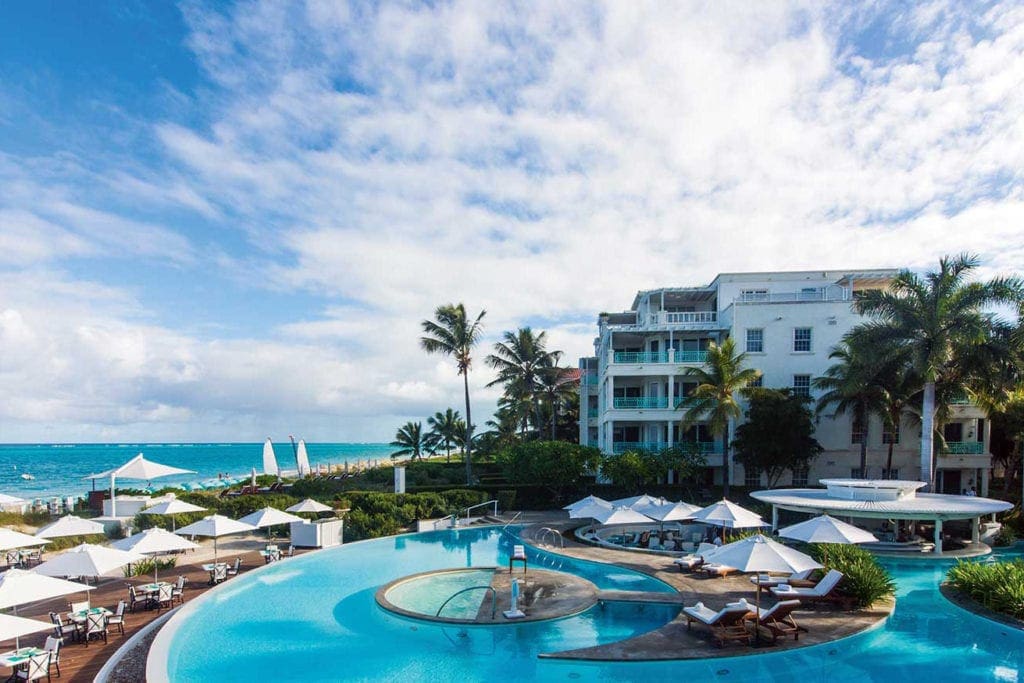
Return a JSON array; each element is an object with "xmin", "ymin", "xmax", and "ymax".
[
  {"xmin": 971, "ymin": 517, "xmax": 980, "ymax": 545},
  {"xmin": 933, "ymin": 518, "xmax": 943, "ymax": 554},
  {"xmin": 772, "ymin": 505, "xmax": 778, "ymax": 533},
  {"xmin": 981, "ymin": 466, "xmax": 990, "ymax": 498}
]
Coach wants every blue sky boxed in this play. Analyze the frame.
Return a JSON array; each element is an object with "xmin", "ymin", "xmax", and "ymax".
[{"xmin": 1, "ymin": 1, "xmax": 1023, "ymax": 443}]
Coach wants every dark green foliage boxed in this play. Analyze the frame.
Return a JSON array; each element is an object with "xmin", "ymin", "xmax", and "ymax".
[
  {"xmin": 496, "ymin": 441, "xmax": 601, "ymax": 499},
  {"xmin": 334, "ymin": 489, "xmax": 490, "ymax": 542},
  {"xmin": 947, "ymin": 559, "xmax": 1024, "ymax": 620},
  {"xmin": 808, "ymin": 543, "xmax": 895, "ymax": 608},
  {"xmin": 0, "ymin": 510, "xmax": 53, "ymax": 527},
  {"xmin": 992, "ymin": 524, "xmax": 1017, "ymax": 547},
  {"xmin": 123, "ymin": 556, "xmax": 177, "ymax": 577},
  {"xmin": 601, "ymin": 446, "xmax": 707, "ymax": 491},
  {"xmin": 45, "ymin": 533, "xmax": 109, "ymax": 551},
  {"xmin": 496, "ymin": 489, "xmax": 517, "ymax": 511},
  {"xmin": 732, "ymin": 390, "xmax": 823, "ymax": 487}
]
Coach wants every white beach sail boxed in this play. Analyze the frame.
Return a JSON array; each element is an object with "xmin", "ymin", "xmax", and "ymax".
[
  {"xmin": 262, "ymin": 438, "xmax": 279, "ymax": 476},
  {"xmin": 295, "ymin": 439, "xmax": 311, "ymax": 476}
]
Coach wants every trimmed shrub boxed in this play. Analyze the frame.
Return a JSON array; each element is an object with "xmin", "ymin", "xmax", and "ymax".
[
  {"xmin": 993, "ymin": 525, "xmax": 1017, "ymax": 547},
  {"xmin": 947, "ymin": 559, "xmax": 1024, "ymax": 620},
  {"xmin": 808, "ymin": 543, "xmax": 895, "ymax": 608},
  {"xmin": 496, "ymin": 490, "xmax": 517, "ymax": 512}
]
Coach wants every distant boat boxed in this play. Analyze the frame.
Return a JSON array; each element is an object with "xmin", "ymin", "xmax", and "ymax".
[
  {"xmin": 295, "ymin": 440, "xmax": 311, "ymax": 476},
  {"xmin": 20, "ymin": 473, "xmax": 34, "ymax": 481},
  {"xmin": 262, "ymin": 438, "xmax": 279, "ymax": 476}
]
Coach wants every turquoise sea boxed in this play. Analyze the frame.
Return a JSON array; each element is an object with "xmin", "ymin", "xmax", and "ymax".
[{"xmin": 0, "ymin": 443, "xmax": 395, "ymax": 501}]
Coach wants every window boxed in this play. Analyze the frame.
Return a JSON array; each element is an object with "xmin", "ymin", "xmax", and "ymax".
[
  {"xmin": 881, "ymin": 468, "xmax": 900, "ymax": 480},
  {"xmin": 850, "ymin": 467, "xmax": 864, "ymax": 479},
  {"xmin": 792, "ymin": 374, "xmax": 811, "ymax": 397},
  {"xmin": 740, "ymin": 289, "xmax": 768, "ymax": 302},
  {"xmin": 851, "ymin": 414, "xmax": 865, "ymax": 444},
  {"xmin": 744, "ymin": 467, "xmax": 762, "ymax": 488},
  {"xmin": 792, "ymin": 467, "xmax": 809, "ymax": 486},
  {"xmin": 882, "ymin": 426, "xmax": 900, "ymax": 444},
  {"xmin": 745, "ymin": 328, "xmax": 764, "ymax": 353},
  {"xmin": 793, "ymin": 327, "xmax": 812, "ymax": 352}
]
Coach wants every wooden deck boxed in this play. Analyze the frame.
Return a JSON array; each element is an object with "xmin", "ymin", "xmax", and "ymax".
[{"xmin": 7, "ymin": 548, "xmax": 308, "ymax": 682}]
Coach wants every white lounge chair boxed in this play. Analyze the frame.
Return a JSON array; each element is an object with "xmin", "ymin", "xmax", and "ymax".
[
  {"xmin": 682, "ymin": 601, "xmax": 753, "ymax": 646},
  {"xmin": 750, "ymin": 568, "xmax": 816, "ymax": 592},
  {"xmin": 771, "ymin": 568, "xmax": 844, "ymax": 601},
  {"xmin": 673, "ymin": 542, "xmax": 718, "ymax": 571},
  {"xmin": 749, "ymin": 599, "xmax": 804, "ymax": 641}
]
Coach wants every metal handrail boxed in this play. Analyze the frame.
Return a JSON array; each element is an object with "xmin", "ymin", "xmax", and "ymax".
[
  {"xmin": 501, "ymin": 511, "xmax": 523, "ymax": 531},
  {"xmin": 536, "ymin": 527, "xmax": 563, "ymax": 548},
  {"xmin": 461, "ymin": 500, "xmax": 500, "ymax": 519},
  {"xmin": 436, "ymin": 585, "xmax": 497, "ymax": 620}
]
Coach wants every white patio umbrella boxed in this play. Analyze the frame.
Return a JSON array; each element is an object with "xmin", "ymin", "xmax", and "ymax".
[
  {"xmin": 286, "ymin": 499, "xmax": 333, "ymax": 514},
  {"xmin": 637, "ymin": 501, "xmax": 703, "ymax": 533},
  {"xmin": 0, "ymin": 613, "xmax": 53, "ymax": 644},
  {"xmin": 0, "ymin": 529, "xmax": 48, "ymax": 552},
  {"xmin": 689, "ymin": 499, "xmax": 767, "ymax": 541},
  {"xmin": 778, "ymin": 514, "xmax": 878, "ymax": 565},
  {"xmin": 591, "ymin": 506, "xmax": 653, "ymax": 526},
  {"xmin": 113, "ymin": 527, "xmax": 200, "ymax": 582},
  {"xmin": 34, "ymin": 543, "xmax": 145, "ymax": 581},
  {"xmin": 562, "ymin": 495, "xmax": 613, "ymax": 512},
  {"xmin": 239, "ymin": 507, "xmax": 304, "ymax": 529},
  {"xmin": 610, "ymin": 494, "xmax": 666, "ymax": 508},
  {"xmin": 142, "ymin": 499, "xmax": 208, "ymax": 531},
  {"xmin": 700, "ymin": 533, "xmax": 823, "ymax": 642},
  {"xmin": 34, "ymin": 515, "xmax": 105, "ymax": 539},
  {"xmin": 0, "ymin": 494, "xmax": 27, "ymax": 507},
  {"xmin": 0, "ymin": 569, "xmax": 93, "ymax": 647},
  {"xmin": 175, "ymin": 515, "xmax": 256, "ymax": 563},
  {"xmin": 84, "ymin": 453, "xmax": 196, "ymax": 518},
  {"xmin": 568, "ymin": 501, "xmax": 618, "ymax": 520}
]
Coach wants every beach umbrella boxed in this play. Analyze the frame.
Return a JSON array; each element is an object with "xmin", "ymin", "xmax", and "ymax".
[
  {"xmin": 689, "ymin": 499, "xmax": 767, "ymax": 541},
  {"xmin": 113, "ymin": 528, "xmax": 199, "ymax": 582},
  {"xmin": 700, "ymin": 533, "xmax": 822, "ymax": 643},
  {"xmin": 562, "ymin": 495, "xmax": 613, "ymax": 512},
  {"xmin": 0, "ymin": 494, "xmax": 27, "ymax": 507},
  {"xmin": 0, "ymin": 613, "xmax": 53, "ymax": 644},
  {"xmin": 0, "ymin": 568, "xmax": 93, "ymax": 646},
  {"xmin": 84, "ymin": 453, "xmax": 196, "ymax": 518},
  {"xmin": 637, "ymin": 501, "xmax": 703, "ymax": 533},
  {"xmin": 778, "ymin": 514, "xmax": 878, "ymax": 565},
  {"xmin": 239, "ymin": 507, "xmax": 303, "ymax": 529},
  {"xmin": 568, "ymin": 501, "xmax": 617, "ymax": 520},
  {"xmin": 591, "ymin": 506, "xmax": 653, "ymax": 526},
  {"xmin": 175, "ymin": 515, "xmax": 256, "ymax": 563},
  {"xmin": 0, "ymin": 529, "xmax": 48, "ymax": 552},
  {"xmin": 34, "ymin": 543, "xmax": 145, "ymax": 581},
  {"xmin": 286, "ymin": 499, "xmax": 333, "ymax": 514},
  {"xmin": 142, "ymin": 499, "xmax": 207, "ymax": 531},
  {"xmin": 610, "ymin": 494, "xmax": 665, "ymax": 508},
  {"xmin": 34, "ymin": 515, "xmax": 105, "ymax": 539}
]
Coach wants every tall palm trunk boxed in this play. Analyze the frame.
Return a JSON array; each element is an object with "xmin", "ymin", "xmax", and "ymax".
[
  {"xmin": 859, "ymin": 402, "xmax": 868, "ymax": 478},
  {"xmin": 463, "ymin": 373, "xmax": 473, "ymax": 484},
  {"xmin": 721, "ymin": 430, "xmax": 730, "ymax": 499},
  {"xmin": 921, "ymin": 382, "xmax": 935, "ymax": 490}
]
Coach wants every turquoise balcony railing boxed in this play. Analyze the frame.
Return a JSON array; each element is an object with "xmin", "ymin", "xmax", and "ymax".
[
  {"xmin": 613, "ymin": 351, "xmax": 669, "ymax": 364},
  {"xmin": 611, "ymin": 441, "xmax": 719, "ymax": 454},
  {"xmin": 587, "ymin": 409, "xmax": 598, "ymax": 418},
  {"xmin": 613, "ymin": 397, "xmax": 669, "ymax": 409},
  {"xmin": 943, "ymin": 441, "xmax": 984, "ymax": 455},
  {"xmin": 949, "ymin": 393, "xmax": 971, "ymax": 405},
  {"xmin": 676, "ymin": 350, "xmax": 708, "ymax": 363},
  {"xmin": 582, "ymin": 373, "xmax": 599, "ymax": 385}
]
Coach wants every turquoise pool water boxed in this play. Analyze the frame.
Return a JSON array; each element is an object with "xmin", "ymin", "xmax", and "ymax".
[
  {"xmin": 384, "ymin": 568, "xmax": 499, "ymax": 620},
  {"xmin": 155, "ymin": 529, "xmax": 1024, "ymax": 682}
]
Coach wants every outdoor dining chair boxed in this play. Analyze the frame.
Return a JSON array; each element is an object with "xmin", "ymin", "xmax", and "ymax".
[
  {"xmin": 43, "ymin": 636, "xmax": 61, "ymax": 678},
  {"xmin": 107, "ymin": 600, "xmax": 127, "ymax": 635},
  {"xmin": 14, "ymin": 651, "xmax": 51, "ymax": 682},
  {"xmin": 84, "ymin": 612, "xmax": 107, "ymax": 646},
  {"xmin": 155, "ymin": 584, "xmax": 174, "ymax": 612}
]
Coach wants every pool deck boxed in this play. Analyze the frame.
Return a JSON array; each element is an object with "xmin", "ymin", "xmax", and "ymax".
[{"xmin": 518, "ymin": 519, "xmax": 895, "ymax": 661}]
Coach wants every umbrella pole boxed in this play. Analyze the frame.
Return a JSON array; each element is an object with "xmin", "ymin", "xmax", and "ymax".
[{"xmin": 754, "ymin": 582, "xmax": 761, "ymax": 646}]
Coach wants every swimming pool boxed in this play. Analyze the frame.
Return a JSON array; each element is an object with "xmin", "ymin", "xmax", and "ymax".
[{"xmin": 150, "ymin": 528, "xmax": 1024, "ymax": 681}]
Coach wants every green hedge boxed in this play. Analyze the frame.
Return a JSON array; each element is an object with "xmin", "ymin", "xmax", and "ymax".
[
  {"xmin": 808, "ymin": 543, "xmax": 895, "ymax": 608},
  {"xmin": 947, "ymin": 559, "xmax": 1024, "ymax": 620}
]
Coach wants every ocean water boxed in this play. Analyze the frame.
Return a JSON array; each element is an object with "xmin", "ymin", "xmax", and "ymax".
[{"xmin": 0, "ymin": 443, "xmax": 395, "ymax": 501}]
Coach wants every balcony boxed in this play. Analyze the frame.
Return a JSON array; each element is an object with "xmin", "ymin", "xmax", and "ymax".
[
  {"xmin": 943, "ymin": 441, "xmax": 984, "ymax": 455},
  {"xmin": 587, "ymin": 408, "xmax": 598, "ymax": 418},
  {"xmin": 611, "ymin": 441, "xmax": 719, "ymax": 454},
  {"xmin": 734, "ymin": 287, "xmax": 849, "ymax": 304},
  {"xmin": 676, "ymin": 350, "xmax": 707, "ymax": 364},
  {"xmin": 949, "ymin": 393, "xmax": 971, "ymax": 405},
  {"xmin": 581, "ymin": 373, "xmax": 599, "ymax": 385},
  {"xmin": 611, "ymin": 350, "xmax": 708, "ymax": 365},
  {"xmin": 660, "ymin": 311, "xmax": 718, "ymax": 324},
  {"xmin": 613, "ymin": 397, "xmax": 669, "ymax": 410}
]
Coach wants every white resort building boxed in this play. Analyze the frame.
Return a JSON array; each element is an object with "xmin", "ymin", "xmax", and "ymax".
[{"xmin": 577, "ymin": 269, "xmax": 994, "ymax": 495}]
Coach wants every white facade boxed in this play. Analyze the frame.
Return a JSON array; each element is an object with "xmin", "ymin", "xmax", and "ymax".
[{"xmin": 578, "ymin": 269, "xmax": 993, "ymax": 493}]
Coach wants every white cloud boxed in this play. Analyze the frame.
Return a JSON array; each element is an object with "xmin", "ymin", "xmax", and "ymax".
[{"xmin": 3, "ymin": 0, "xmax": 1024, "ymax": 441}]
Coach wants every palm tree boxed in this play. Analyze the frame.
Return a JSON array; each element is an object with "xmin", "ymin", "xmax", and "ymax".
[
  {"xmin": 427, "ymin": 408, "xmax": 464, "ymax": 463},
  {"xmin": 876, "ymin": 358, "xmax": 920, "ymax": 479},
  {"xmin": 421, "ymin": 303, "xmax": 487, "ymax": 484},
  {"xmin": 677, "ymin": 337, "xmax": 761, "ymax": 498},
  {"xmin": 390, "ymin": 422, "xmax": 425, "ymax": 461},
  {"xmin": 536, "ymin": 362, "xmax": 578, "ymax": 440},
  {"xmin": 814, "ymin": 341, "xmax": 887, "ymax": 478},
  {"xmin": 851, "ymin": 254, "xmax": 1022, "ymax": 489},
  {"xmin": 486, "ymin": 328, "xmax": 558, "ymax": 434}
]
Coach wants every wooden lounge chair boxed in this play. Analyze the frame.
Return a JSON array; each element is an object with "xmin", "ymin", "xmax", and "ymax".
[
  {"xmin": 750, "ymin": 568, "xmax": 816, "ymax": 594},
  {"xmin": 748, "ymin": 599, "xmax": 804, "ymax": 641},
  {"xmin": 771, "ymin": 569, "xmax": 844, "ymax": 602},
  {"xmin": 697, "ymin": 562, "xmax": 739, "ymax": 578},
  {"xmin": 682, "ymin": 601, "xmax": 753, "ymax": 647},
  {"xmin": 673, "ymin": 543, "xmax": 718, "ymax": 572}
]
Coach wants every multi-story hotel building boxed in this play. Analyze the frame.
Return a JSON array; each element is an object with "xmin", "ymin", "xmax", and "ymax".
[{"xmin": 578, "ymin": 269, "xmax": 994, "ymax": 495}]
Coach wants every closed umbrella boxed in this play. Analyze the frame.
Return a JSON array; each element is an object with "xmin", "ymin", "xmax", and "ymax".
[
  {"xmin": 142, "ymin": 499, "xmax": 207, "ymax": 531},
  {"xmin": 689, "ymin": 499, "xmax": 767, "ymax": 542},
  {"xmin": 84, "ymin": 453, "xmax": 196, "ymax": 518},
  {"xmin": 700, "ymin": 533, "xmax": 822, "ymax": 642},
  {"xmin": 0, "ymin": 613, "xmax": 52, "ymax": 644},
  {"xmin": 34, "ymin": 515, "xmax": 105, "ymax": 539},
  {"xmin": 778, "ymin": 514, "xmax": 878, "ymax": 565},
  {"xmin": 285, "ymin": 499, "xmax": 333, "ymax": 515},
  {"xmin": 175, "ymin": 515, "xmax": 256, "ymax": 563},
  {"xmin": 35, "ymin": 543, "xmax": 144, "ymax": 581}
]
